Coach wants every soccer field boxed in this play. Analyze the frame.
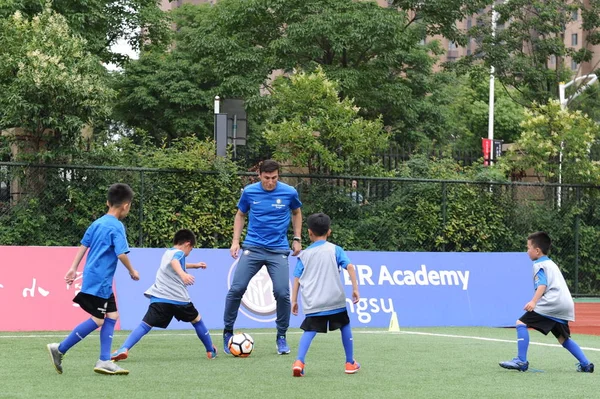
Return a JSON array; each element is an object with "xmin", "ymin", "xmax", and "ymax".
[{"xmin": 1, "ymin": 327, "xmax": 598, "ymax": 399}]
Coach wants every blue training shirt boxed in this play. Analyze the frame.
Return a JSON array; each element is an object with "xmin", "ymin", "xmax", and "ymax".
[
  {"xmin": 238, "ymin": 181, "xmax": 302, "ymax": 249},
  {"xmin": 80, "ymin": 214, "xmax": 130, "ymax": 299},
  {"xmin": 294, "ymin": 240, "xmax": 351, "ymax": 316}
]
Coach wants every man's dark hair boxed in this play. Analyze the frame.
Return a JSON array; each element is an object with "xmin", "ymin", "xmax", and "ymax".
[
  {"xmin": 307, "ymin": 213, "xmax": 331, "ymax": 237},
  {"xmin": 527, "ymin": 231, "xmax": 551, "ymax": 255},
  {"xmin": 174, "ymin": 229, "xmax": 196, "ymax": 246},
  {"xmin": 259, "ymin": 159, "xmax": 280, "ymax": 174},
  {"xmin": 107, "ymin": 183, "xmax": 134, "ymax": 207}
]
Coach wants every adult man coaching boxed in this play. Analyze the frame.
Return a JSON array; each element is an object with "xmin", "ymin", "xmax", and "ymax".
[{"xmin": 223, "ymin": 159, "xmax": 303, "ymax": 355}]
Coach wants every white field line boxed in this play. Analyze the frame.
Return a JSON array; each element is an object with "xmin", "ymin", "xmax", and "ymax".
[
  {"xmin": 1, "ymin": 329, "xmax": 599, "ymax": 352},
  {"xmin": 395, "ymin": 330, "xmax": 600, "ymax": 352}
]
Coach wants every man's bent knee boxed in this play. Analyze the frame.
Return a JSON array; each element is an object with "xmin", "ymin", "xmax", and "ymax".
[
  {"xmin": 273, "ymin": 288, "xmax": 290, "ymax": 301},
  {"xmin": 227, "ymin": 285, "xmax": 248, "ymax": 299}
]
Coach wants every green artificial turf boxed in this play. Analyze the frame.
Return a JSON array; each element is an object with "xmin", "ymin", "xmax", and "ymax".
[{"xmin": 1, "ymin": 327, "xmax": 598, "ymax": 399}]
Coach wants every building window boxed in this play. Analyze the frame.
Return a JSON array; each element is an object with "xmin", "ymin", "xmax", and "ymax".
[
  {"xmin": 449, "ymin": 41, "xmax": 457, "ymax": 50},
  {"xmin": 549, "ymin": 55, "xmax": 556, "ymax": 65},
  {"xmin": 420, "ymin": 38, "xmax": 426, "ymax": 45},
  {"xmin": 572, "ymin": 33, "xmax": 578, "ymax": 46},
  {"xmin": 467, "ymin": 19, "xmax": 472, "ymax": 29},
  {"xmin": 572, "ymin": 9, "xmax": 578, "ymax": 21},
  {"xmin": 571, "ymin": 59, "xmax": 578, "ymax": 70}
]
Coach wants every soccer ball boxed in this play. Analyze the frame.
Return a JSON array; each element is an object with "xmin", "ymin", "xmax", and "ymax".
[{"xmin": 228, "ymin": 332, "xmax": 254, "ymax": 357}]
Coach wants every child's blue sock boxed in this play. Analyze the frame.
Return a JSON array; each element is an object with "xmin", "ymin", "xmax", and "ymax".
[
  {"xmin": 516, "ymin": 324, "xmax": 529, "ymax": 362},
  {"xmin": 58, "ymin": 318, "xmax": 99, "ymax": 354},
  {"xmin": 341, "ymin": 324, "xmax": 354, "ymax": 363},
  {"xmin": 99, "ymin": 318, "xmax": 117, "ymax": 361},
  {"xmin": 562, "ymin": 338, "xmax": 590, "ymax": 365},
  {"xmin": 297, "ymin": 331, "xmax": 317, "ymax": 363},
  {"xmin": 121, "ymin": 322, "xmax": 152, "ymax": 351},
  {"xmin": 192, "ymin": 319, "xmax": 214, "ymax": 352}
]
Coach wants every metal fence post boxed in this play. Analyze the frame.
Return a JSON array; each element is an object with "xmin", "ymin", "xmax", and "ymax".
[
  {"xmin": 441, "ymin": 182, "xmax": 447, "ymax": 251},
  {"xmin": 574, "ymin": 185, "xmax": 581, "ymax": 295},
  {"xmin": 139, "ymin": 170, "xmax": 144, "ymax": 247}
]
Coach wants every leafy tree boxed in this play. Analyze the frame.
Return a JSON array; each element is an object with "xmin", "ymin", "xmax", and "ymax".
[
  {"xmin": 112, "ymin": 1, "xmax": 274, "ymax": 145},
  {"xmin": 0, "ymin": 7, "xmax": 115, "ymax": 160},
  {"xmin": 114, "ymin": 0, "xmax": 446, "ymax": 147},
  {"xmin": 111, "ymin": 51, "xmax": 213, "ymax": 145},
  {"xmin": 498, "ymin": 99, "xmax": 600, "ymax": 184},
  {"xmin": 267, "ymin": 0, "xmax": 437, "ymax": 132},
  {"xmin": 473, "ymin": 0, "xmax": 600, "ymax": 105},
  {"xmin": 428, "ymin": 71, "xmax": 524, "ymax": 150},
  {"xmin": 0, "ymin": 0, "xmax": 171, "ymax": 65},
  {"xmin": 263, "ymin": 68, "xmax": 389, "ymax": 174}
]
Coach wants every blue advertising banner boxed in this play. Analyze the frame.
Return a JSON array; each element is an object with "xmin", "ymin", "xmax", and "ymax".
[{"xmin": 115, "ymin": 249, "xmax": 532, "ymax": 330}]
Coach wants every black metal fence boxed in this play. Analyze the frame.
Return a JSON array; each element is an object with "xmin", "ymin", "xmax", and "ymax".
[
  {"xmin": 233, "ymin": 144, "xmax": 483, "ymax": 171},
  {"xmin": 1, "ymin": 162, "xmax": 600, "ymax": 295}
]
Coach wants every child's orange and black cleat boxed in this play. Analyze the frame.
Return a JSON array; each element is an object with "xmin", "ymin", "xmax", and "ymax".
[
  {"xmin": 345, "ymin": 360, "xmax": 361, "ymax": 374},
  {"xmin": 292, "ymin": 360, "xmax": 305, "ymax": 377}
]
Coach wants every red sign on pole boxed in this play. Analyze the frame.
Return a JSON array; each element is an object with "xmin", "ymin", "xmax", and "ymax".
[{"xmin": 482, "ymin": 138, "xmax": 492, "ymax": 166}]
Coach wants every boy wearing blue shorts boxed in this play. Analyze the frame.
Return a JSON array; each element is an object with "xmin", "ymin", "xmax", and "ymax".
[
  {"xmin": 47, "ymin": 183, "xmax": 139, "ymax": 375},
  {"xmin": 291, "ymin": 213, "xmax": 360, "ymax": 377},
  {"xmin": 499, "ymin": 231, "xmax": 594, "ymax": 373},
  {"xmin": 111, "ymin": 229, "xmax": 217, "ymax": 361}
]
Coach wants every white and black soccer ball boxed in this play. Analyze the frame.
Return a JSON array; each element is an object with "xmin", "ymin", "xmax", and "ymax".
[{"xmin": 228, "ymin": 332, "xmax": 254, "ymax": 357}]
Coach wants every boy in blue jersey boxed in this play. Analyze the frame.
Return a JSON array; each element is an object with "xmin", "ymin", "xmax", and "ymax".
[
  {"xmin": 291, "ymin": 213, "xmax": 360, "ymax": 377},
  {"xmin": 499, "ymin": 231, "xmax": 594, "ymax": 373},
  {"xmin": 223, "ymin": 159, "xmax": 303, "ymax": 355},
  {"xmin": 47, "ymin": 183, "xmax": 139, "ymax": 375},
  {"xmin": 110, "ymin": 229, "xmax": 217, "ymax": 361}
]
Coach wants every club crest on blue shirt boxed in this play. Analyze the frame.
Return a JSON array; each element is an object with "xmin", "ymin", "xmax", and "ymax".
[{"xmin": 272, "ymin": 198, "xmax": 286, "ymax": 209}]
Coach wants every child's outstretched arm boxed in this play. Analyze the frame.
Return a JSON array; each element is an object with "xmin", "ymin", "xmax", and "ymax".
[
  {"xmin": 187, "ymin": 261, "xmax": 207, "ymax": 269},
  {"xmin": 65, "ymin": 245, "xmax": 88, "ymax": 285},
  {"xmin": 291, "ymin": 278, "xmax": 300, "ymax": 315},
  {"xmin": 118, "ymin": 253, "xmax": 140, "ymax": 281},
  {"xmin": 347, "ymin": 264, "xmax": 360, "ymax": 304},
  {"xmin": 170, "ymin": 259, "xmax": 194, "ymax": 285}
]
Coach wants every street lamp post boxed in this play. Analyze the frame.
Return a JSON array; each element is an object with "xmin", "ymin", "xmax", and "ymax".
[{"xmin": 488, "ymin": 4, "xmax": 499, "ymax": 163}]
